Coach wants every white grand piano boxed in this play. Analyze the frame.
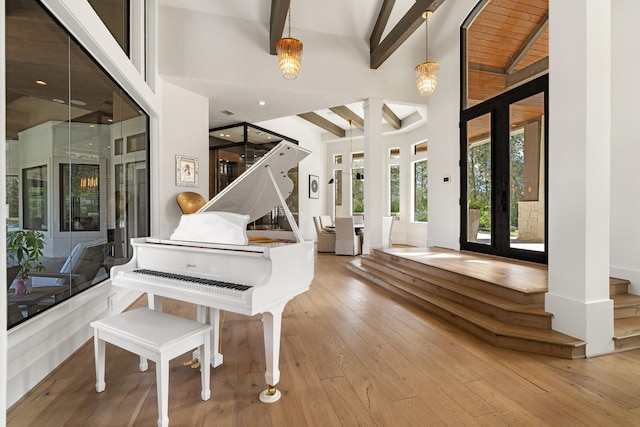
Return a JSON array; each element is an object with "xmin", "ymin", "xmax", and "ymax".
[{"xmin": 111, "ymin": 141, "xmax": 314, "ymax": 403}]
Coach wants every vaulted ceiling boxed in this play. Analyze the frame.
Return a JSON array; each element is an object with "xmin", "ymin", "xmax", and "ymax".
[{"xmin": 5, "ymin": 0, "xmax": 549, "ymax": 142}]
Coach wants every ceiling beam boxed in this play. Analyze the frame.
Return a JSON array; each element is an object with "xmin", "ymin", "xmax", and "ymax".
[
  {"xmin": 370, "ymin": 0, "xmax": 396, "ymax": 50},
  {"xmin": 370, "ymin": 0, "xmax": 446, "ymax": 69},
  {"xmin": 329, "ymin": 106, "xmax": 364, "ymax": 129},
  {"xmin": 269, "ymin": 0, "xmax": 289, "ymax": 55},
  {"xmin": 468, "ymin": 63, "xmax": 505, "ymax": 75},
  {"xmin": 506, "ymin": 56, "xmax": 548, "ymax": 88},
  {"xmin": 504, "ymin": 14, "xmax": 549, "ymax": 74},
  {"xmin": 382, "ymin": 104, "xmax": 401, "ymax": 130},
  {"xmin": 297, "ymin": 112, "xmax": 345, "ymax": 138}
]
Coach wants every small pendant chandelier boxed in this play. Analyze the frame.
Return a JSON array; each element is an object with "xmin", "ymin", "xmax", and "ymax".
[
  {"xmin": 415, "ymin": 11, "xmax": 439, "ymax": 96},
  {"xmin": 276, "ymin": 0, "xmax": 303, "ymax": 80}
]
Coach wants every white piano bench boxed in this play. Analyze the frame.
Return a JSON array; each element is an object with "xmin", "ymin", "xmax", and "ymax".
[{"xmin": 91, "ymin": 308, "xmax": 213, "ymax": 427}]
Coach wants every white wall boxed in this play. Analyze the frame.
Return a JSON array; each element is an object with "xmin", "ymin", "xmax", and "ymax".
[
  {"xmin": 610, "ymin": 0, "xmax": 640, "ymax": 294},
  {"xmin": 157, "ymin": 81, "xmax": 210, "ymax": 237},
  {"xmin": 417, "ymin": 0, "xmax": 477, "ymax": 250},
  {"xmin": 255, "ymin": 116, "xmax": 327, "ymax": 242}
]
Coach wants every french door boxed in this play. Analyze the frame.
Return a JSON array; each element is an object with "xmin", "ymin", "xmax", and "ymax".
[{"xmin": 460, "ymin": 75, "xmax": 548, "ymax": 263}]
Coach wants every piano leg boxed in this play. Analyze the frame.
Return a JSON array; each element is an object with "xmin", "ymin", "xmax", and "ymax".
[
  {"xmin": 259, "ymin": 303, "xmax": 285, "ymax": 403},
  {"xmin": 192, "ymin": 305, "xmax": 224, "ymax": 368}
]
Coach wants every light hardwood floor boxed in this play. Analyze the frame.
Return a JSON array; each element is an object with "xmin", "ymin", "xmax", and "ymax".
[{"xmin": 7, "ymin": 251, "xmax": 640, "ymax": 426}]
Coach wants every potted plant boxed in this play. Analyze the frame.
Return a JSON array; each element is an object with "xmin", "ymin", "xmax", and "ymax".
[{"xmin": 7, "ymin": 230, "xmax": 46, "ymax": 295}]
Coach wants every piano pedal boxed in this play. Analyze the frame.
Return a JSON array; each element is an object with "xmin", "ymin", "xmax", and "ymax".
[
  {"xmin": 190, "ymin": 363, "xmax": 201, "ymax": 369},
  {"xmin": 182, "ymin": 359, "xmax": 198, "ymax": 366}
]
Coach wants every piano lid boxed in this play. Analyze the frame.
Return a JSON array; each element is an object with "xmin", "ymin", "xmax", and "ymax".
[{"xmin": 198, "ymin": 141, "xmax": 311, "ymax": 223}]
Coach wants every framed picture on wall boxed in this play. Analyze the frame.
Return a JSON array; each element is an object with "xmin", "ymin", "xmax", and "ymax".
[
  {"xmin": 309, "ymin": 174, "xmax": 319, "ymax": 199},
  {"xmin": 176, "ymin": 155, "xmax": 199, "ymax": 187}
]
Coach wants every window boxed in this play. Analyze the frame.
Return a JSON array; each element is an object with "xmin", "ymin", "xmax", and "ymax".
[
  {"xmin": 88, "ymin": 0, "xmax": 130, "ymax": 55},
  {"xmin": 6, "ymin": 0, "xmax": 149, "ymax": 329},
  {"xmin": 413, "ymin": 141, "xmax": 428, "ymax": 155},
  {"xmin": 22, "ymin": 166, "xmax": 48, "ymax": 232},
  {"xmin": 390, "ymin": 148, "xmax": 400, "ymax": 159},
  {"xmin": 390, "ymin": 165, "xmax": 400, "ymax": 214},
  {"xmin": 414, "ymin": 160, "xmax": 428, "ymax": 222},
  {"xmin": 351, "ymin": 152, "xmax": 364, "ymax": 214}
]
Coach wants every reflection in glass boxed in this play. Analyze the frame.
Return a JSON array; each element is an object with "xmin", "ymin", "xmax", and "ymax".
[
  {"xmin": 509, "ymin": 93, "xmax": 545, "ymax": 252},
  {"xmin": 5, "ymin": 0, "xmax": 149, "ymax": 329},
  {"xmin": 467, "ymin": 114, "xmax": 492, "ymax": 244}
]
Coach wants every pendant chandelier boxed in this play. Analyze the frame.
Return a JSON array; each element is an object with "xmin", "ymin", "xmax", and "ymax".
[
  {"xmin": 276, "ymin": 0, "xmax": 303, "ymax": 80},
  {"xmin": 415, "ymin": 11, "xmax": 439, "ymax": 96}
]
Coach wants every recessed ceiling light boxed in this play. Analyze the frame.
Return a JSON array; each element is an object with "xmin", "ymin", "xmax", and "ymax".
[
  {"xmin": 225, "ymin": 134, "xmax": 231, "ymax": 138},
  {"xmin": 220, "ymin": 133, "xmax": 225, "ymax": 137},
  {"xmin": 35, "ymin": 80, "xmax": 47, "ymax": 86},
  {"xmin": 70, "ymin": 99, "xmax": 87, "ymax": 106},
  {"xmin": 52, "ymin": 98, "xmax": 65, "ymax": 104},
  {"xmin": 258, "ymin": 101, "xmax": 266, "ymax": 106}
]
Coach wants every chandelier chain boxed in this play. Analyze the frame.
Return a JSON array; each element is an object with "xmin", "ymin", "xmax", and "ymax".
[{"xmin": 288, "ymin": 0, "xmax": 292, "ymax": 37}]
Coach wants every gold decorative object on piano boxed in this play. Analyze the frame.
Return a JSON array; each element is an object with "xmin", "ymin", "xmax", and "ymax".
[{"xmin": 176, "ymin": 192, "xmax": 206, "ymax": 214}]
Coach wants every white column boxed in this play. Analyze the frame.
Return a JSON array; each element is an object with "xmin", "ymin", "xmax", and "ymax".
[
  {"xmin": 363, "ymin": 98, "xmax": 384, "ymax": 254},
  {"xmin": 546, "ymin": 0, "xmax": 613, "ymax": 356}
]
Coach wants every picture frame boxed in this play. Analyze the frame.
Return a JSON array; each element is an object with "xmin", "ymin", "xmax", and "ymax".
[
  {"xmin": 176, "ymin": 155, "xmax": 199, "ymax": 187},
  {"xmin": 309, "ymin": 174, "xmax": 319, "ymax": 199}
]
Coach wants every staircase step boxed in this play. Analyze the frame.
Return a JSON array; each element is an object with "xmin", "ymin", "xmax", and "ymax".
[
  {"xmin": 348, "ymin": 258, "xmax": 585, "ymax": 359},
  {"xmin": 371, "ymin": 249, "xmax": 544, "ymax": 304},
  {"xmin": 359, "ymin": 254, "xmax": 551, "ymax": 329},
  {"xmin": 610, "ymin": 277, "xmax": 631, "ymax": 296},
  {"xmin": 613, "ymin": 317, "xmax": 640, "ymax": 352},
  {"xmin": 613, "ymin": 294, "xmax": 640, "ymax": 319}
]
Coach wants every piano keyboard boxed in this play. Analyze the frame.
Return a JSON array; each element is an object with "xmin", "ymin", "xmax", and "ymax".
[{"xmin": 128, "ymin": 269, "xmax": 252, "ymax": 299}]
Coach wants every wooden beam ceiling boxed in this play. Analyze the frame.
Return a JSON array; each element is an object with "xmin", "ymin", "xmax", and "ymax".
[
  {"xmin": 382, "ymin": 104, "xmax": 401, "ymax": 130},
  {"xmin": 269, "ymin": 0, "xmax": 289, "ymax": 55},
  {"xmin": 369, "ymin": 0, "xmax": 395, "ymax": 50},
  {"xmin": 504, "ymin": 14, "xmax": 549, "ymax": 74},
  {"xmin": 299, "ymin": 103, "xmax": 404, "ymax": 136},
  {"xmin": 297, "ymin": 112, "xmax": 345, "ymax": 138},
  {"xmin": 370, "ymin": 0, "xmax": 445, "ymax": 69},
  {"xmin": 329, "ymin": 106, "xmax": 364, "ymax": 129}
]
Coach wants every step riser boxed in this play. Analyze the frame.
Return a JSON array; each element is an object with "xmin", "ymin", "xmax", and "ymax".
[
  {"xmin": 360, "ymin": 257, "xmax": 551, "ymax": 330},
  {"xmin": 615, "ymin": 306, "xmax": 640, "ymax": 320},
  {"xmin": 373, "ymin": 251, "xmax": 543, "ymax": 304},
  {"xmin": 348, "ymin": 263, "xmax": 583, "ymax": 359}
]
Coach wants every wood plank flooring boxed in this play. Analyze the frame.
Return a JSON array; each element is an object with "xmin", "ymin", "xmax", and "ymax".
[{"xmin": 7, "ymin": 251, "xmax": 640, "ymax": 426}]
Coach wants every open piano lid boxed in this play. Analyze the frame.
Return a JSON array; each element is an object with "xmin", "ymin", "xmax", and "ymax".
[{"xmin": 198, "ymin": 140, "xmax": 310, "ymax": 224}]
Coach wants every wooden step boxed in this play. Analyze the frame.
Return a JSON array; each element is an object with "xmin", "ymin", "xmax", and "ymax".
[
  {"xmin": 613, "ymin": 294, "xmax": 640, "ymax": 320},
  {"xmin": 610, "ymin": 277, "xmax": 630, "ymax": 296},
  {"xmin": 371, "ymin": 249, "xmax": 544, "ymax": 304},
  {"xmin": 613, "ymin": 317, "xmax": 640, "ymax": 352},
  {"xmin": 348, "ymin": 258, "xmax": 586, "ymax": 359},
  {"xmin": 359, "ymin": 254, "xmax": 552, "ymax": 330}
]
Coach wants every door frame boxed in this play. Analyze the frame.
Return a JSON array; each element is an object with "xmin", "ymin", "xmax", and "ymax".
[{"xmin": 459, "ymin": 75, "xmax": 549, "ymax": 264}]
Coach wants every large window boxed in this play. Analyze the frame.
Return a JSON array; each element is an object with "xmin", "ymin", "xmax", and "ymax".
[
  {"xmin": 6, "ymin": 0, "xmax": 149, "ymax": 329},
  {"xmin": 390, "ymin": 165, "xmax": 400, "ymax": 215},
  {"xmin": 352, "ymin": 152, "xmax": 364, "ymax": 214},
  {"xmin": 414, "ymin": 160, "xmax": 428, "ymax": 222}
]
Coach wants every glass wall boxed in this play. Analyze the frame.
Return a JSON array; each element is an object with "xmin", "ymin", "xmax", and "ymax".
[{"xmin": 6, "ymin": 0, "xmax": 150, "ymax": 328}]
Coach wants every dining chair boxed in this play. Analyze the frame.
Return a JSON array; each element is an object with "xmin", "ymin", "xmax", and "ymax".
[
  {"xmin": 313, "ymin": 216, "xmax": 336, "ymax": 253},
  {"xmin": 382, "ymin": 216, "xmax": 394, "ymax": 248},
  {"xmin": 334, "ymin": 217, "xmax": 360, "ymax": 256}
]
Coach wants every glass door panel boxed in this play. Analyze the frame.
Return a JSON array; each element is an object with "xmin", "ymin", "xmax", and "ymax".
[
  {"xmin": 509, "ymin": 93, "xmax": 545, "ymax": 252},
  {"xmin": 466, "ymin": 113, "xmax": 492, "ymax": 245}
]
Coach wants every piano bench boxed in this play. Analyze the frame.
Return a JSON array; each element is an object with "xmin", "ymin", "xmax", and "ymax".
[{"xmin": 91, "ymin": 308, "xmax": 212, "ymax": 427}]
